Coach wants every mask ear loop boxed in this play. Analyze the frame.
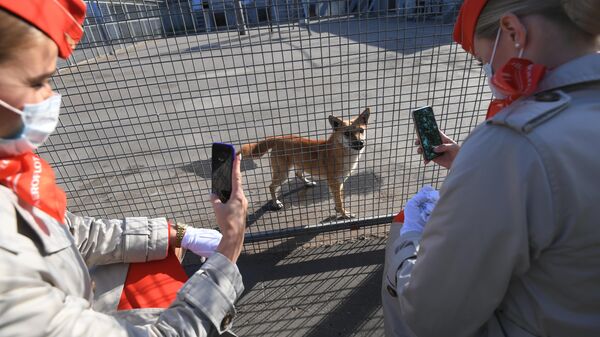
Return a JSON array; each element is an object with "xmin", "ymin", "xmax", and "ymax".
[
  {"xmin": 0, "ymin": 99, "xmax": 23, "ymax": 116},
  {"xmin": 488, "ymin": 28, "xmax": 502, "ymax": 72},
  {"xmin": 517, "ymin": 27, "xmax": 527, "ymax": 58}
]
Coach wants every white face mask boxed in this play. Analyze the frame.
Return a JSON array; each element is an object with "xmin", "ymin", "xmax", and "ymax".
[
  {"xmin": 482, "ymin": 28, "xmax": 525, "ymax": 100},
  {"xmin": 0, "ymin": 94, "xmax": 62, "ymax": 157}
]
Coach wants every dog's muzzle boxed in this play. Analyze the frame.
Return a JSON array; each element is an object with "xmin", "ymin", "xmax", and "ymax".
[{"xmin": 351, "ymin": 140, "xmax": 364, "ymax": 151}]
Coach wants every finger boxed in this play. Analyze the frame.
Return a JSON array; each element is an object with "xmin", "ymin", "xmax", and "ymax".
[
  {"xmin": 433, "ymin": 144, "xmax": 450, "ymax": 153},
  {"xmin": 210, "ymin": 193, "xmax": 222, "ymax": 207},
  {"xmin": 420, "ymin": 185, "xmax": 435, "ymax": 193},
  {"xmin": 439, "ymin": 130, "xmax": 457, "ymax": 145},
  {"xmin": 230, "ymin": 153, "xmax": 243, "ymax": 195},
  {"xmin": 417, "ymin": 147, "xmax": 423, "ymax": 154},
  {"xmin": 414, "ymin": 138, "xmax": 421, "ymax": 145},
  {"xmin": 411, "ymin": 190, "xmax": 430, "ymax": 204}
]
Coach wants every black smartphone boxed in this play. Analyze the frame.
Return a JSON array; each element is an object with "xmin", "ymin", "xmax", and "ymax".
[
  {"xmin": 212, "ymin": 143, "xmax": 235, "ymax": 203},
  {"xmin": 412, "ymin": 106, "xmax": 443, "ymax": 161}
]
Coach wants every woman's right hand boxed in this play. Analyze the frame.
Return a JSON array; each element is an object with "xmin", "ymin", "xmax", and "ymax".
[
  {"xmin": 416, "ymin": 130, "xmax": 460, "ymax": 169},
  {"xmin": 211, "ymin": 153, "xmax": 248, "ymax": 264}
]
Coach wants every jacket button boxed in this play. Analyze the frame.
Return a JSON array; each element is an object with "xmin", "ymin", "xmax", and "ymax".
[
  {"xmin": 386, "ymin": 284, "xmax": 398, "ymax": 298},
  {"xmin": 534, "ymin": 92, "xmax": 560, "ymax": 102},
  {"xmin": 220, "ymin": 313, "xmax": 233, "ymax": 331}
]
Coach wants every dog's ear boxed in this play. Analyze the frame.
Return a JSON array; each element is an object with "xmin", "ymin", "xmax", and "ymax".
[
  {"xmin": 354, "ymin": 107, "xmax": 371, "ymax": 125},
  {"xmin": 329, "ymin": 115, "xmax": 344, "ymax": 130}
]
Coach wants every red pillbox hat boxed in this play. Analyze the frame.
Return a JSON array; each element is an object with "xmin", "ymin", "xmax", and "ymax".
[
  {"xmin": 453, "ymin": 0, "xmax": 489, "ymax": 55},
  {"xmin": 0, "ymin": 0, "xmax": 87, "ymax": 58}
]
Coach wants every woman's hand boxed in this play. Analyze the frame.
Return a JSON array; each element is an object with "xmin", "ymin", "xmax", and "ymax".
[
  {"xmin": 416, "ymin": 130, "xmax": 460, "ymax": 169},
  {"xmin": 181, "ymin": 228, "xmax": 223, "ymax": 258},
  {"xmin": 211, "ymin": 153, "xmax": 248, "ymax": 264},
  {"xmin": 400, "ymin": 185, "xmax": 440, "ymax": 236}
]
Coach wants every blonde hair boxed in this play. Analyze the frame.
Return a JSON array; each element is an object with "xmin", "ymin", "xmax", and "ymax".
[
  {"xmin": 476, "ymin": 0, "xmax": 600, "ymax": 41},
  {"xmin": 0, "ymin": 9, "xmax": 47, "ymax": 64}
]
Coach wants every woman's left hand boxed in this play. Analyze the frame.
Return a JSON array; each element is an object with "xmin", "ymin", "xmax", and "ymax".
[
  {"xmin": 401, "ymin": 185, "xmax": 440, "ymax": 235},
  {"xmin": 181, "ymin": 227, "xmax": 223, "ymax": 257}
]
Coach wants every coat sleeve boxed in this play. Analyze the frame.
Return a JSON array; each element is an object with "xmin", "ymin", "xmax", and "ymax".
[
  {"xmin": 65, "ymin": 212, "xmax": 170, "ymax": 267},
  {"xmin": 0, "ymin": 237, "xmax": 244, "ymax": 337},
  {"xmin": 386, "ymin": 125, "xmax": 555, "ymax": 337}
]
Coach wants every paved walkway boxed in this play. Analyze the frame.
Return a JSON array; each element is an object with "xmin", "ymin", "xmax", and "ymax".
[{"xmin": 185, "ymin": 237, "xmax": 388, "ymax": 336}]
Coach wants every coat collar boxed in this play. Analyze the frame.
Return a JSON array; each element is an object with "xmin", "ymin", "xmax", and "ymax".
[{"xmin": 537, "ymin": 52, "xmax": 600, "ymax": 93}]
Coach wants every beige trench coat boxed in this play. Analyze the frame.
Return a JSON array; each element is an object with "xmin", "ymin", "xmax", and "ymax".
[
  {"xmin": 0, "ymin": 184, "xmax": 243, "ymax": 337},
  {"xmin": 383, "ymin": 53, "xmax": 600, "ymax": 337}
]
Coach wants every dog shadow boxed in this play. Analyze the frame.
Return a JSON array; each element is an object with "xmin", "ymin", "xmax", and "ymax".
[
  {"xmin": 280, "ymin": 170, "xmax": 380, "ymax": 206},
  {"xmin": 181, "ymin": 158, "xmax": 258, "ymax": 179},
  {"xmin": 182, "ymin": 158, "xmax": 380, "ymax": 225},
  {"xmin": 247, "ymin": 170, "xmax": 381, "ymax": 225}
]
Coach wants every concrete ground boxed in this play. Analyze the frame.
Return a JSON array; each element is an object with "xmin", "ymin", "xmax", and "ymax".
[{"xmin": 185, "ymin": 236, "xmax": 388, "ymax": 337}]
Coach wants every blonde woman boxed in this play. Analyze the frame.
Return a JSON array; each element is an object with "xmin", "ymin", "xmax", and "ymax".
[
  {"xmin": 0, "ymin": 1, "xmax": 247, "ymax": 336},
  {"xmin": 384, "ymin": 0, "xmax": 600, "ymax": 336}
]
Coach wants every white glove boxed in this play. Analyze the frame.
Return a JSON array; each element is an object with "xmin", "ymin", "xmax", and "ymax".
[
  {"xmin": 181, "ymin": 227, "xmax": 223, "ymax": 258},
  {"xmin": 400, "ymin": 185, "xmax": 440, "ymax": 236}
]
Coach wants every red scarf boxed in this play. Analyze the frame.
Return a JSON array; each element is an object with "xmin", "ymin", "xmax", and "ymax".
[
  {"xmin": 0, "ymin": 152, "xmax": 187, "ymax": 309},
  {"xmin": 486, "ymin": 58, "xmax": 547, "ymax": 119},
  {"xmin": 0, "ymin": 152, "xmax": 67, "ymax": 226}
]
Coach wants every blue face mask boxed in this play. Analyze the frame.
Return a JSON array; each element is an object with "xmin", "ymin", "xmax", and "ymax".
[{"xmin": 0, "ymin": 94, "xmax": 62, "ymax": 157}]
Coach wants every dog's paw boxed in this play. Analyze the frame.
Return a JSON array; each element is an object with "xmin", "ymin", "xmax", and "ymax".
[
  {"xmin": 304, "ymin": 181, "xmax": 317, "ymax": 187},
  {"xmin": 337, "ymin": 212, "xmax": 356, "ymax": 220},
  {"xmin": 270, "ymin": 200, "xmax": 284, "ymax": 210}
]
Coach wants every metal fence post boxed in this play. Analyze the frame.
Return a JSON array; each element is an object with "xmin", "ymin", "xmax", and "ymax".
[{"xmin": 233, "ymin": 0, "xmax": 248, "ymax": 35}]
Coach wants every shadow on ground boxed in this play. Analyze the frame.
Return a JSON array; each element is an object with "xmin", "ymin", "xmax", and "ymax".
[
  {"xmin": 246, "ymin": 169, "xmax": 381, "ymax": 225},
  {"xmin": 176, "ymin": 14, "xmax": 459, "ymax": 57},
  {"xmin": 181, "ymin": 158, "xmax": 258, "ymax": 179},
  {"xmin": 278, "ymin": 170, "xmax": 381, "ymax": 207},
  {"xmin": 306, "ymin": 15, "xmax": 456, "ymax": 54},
  {"xmin": 185, "ymin": 237, "xmax": 387, "ymax": 337}
]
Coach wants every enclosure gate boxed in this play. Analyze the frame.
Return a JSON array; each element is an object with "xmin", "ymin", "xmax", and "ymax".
[{"xmin": 47, "ymin": 0, "xmax": 488, "ymax": 253}]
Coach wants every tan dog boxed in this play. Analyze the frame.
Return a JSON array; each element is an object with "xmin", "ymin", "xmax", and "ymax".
[{"xmin": 241, "ymin": 108, "xmax": 370, "ymax": 219}]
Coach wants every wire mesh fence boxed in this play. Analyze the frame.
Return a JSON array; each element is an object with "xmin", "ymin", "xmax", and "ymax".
[{"xmin": 45, "ymin": 0, "xmax": 489, "ymax": 254}]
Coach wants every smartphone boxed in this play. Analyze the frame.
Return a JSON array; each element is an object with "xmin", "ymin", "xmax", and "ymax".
[
  {"xmin": 212, "ymin": 143, "xmax": 235, "ymax": 203},
  {"xmin": 412, "ymin": 106, "xmax": 443, "ymax": 161}
]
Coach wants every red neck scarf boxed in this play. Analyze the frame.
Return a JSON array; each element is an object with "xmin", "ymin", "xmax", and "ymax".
[
  {"xmin": 486, "ymin": 58, "xmax": 547, "ymax": 119},
  {"xmin": 0, "ymin": 152, "xmax": 67, "ymax": 225}
]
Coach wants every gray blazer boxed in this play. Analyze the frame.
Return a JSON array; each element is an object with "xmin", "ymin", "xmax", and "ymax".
[
  {"xmin": 0, "ymin": 185, "xmax": 243, "ymax": 337},
  {"xmin": 383, "ymin": 53, "xmax": 600, "ymax": 337}
]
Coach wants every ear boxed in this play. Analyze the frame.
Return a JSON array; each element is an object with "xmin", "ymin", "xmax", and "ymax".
[
  {"xmin": 499, "ymin": 13, "xmax": 528, "ymax": 51},
  {"xmin": 329, "ymin": 115, "xmax": 343, "ymax": 130},
  {"xmin": 354, "ymin": 107, "xmax": 371, "ymax": 125}
]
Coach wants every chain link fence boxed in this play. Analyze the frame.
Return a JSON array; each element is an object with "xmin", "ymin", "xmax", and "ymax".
[{"xmin": 45, "ymin": 0, "xmax": 488, "ymax": 253}]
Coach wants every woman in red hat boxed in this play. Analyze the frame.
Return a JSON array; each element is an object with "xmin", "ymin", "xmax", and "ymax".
[
  {"xmin": 0, "ymin": 1, "xmax": 248, "ymax": 336},
  {"xmin": 384, "ymin": 0, "xmax": 600, "ymax": 336}
]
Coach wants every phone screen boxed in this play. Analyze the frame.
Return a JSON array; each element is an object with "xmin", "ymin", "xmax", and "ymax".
[
  {"xmin": 212, "ymin": 143, "xmax": 235, "ymax": 203},
  {"xmin": 412, "ymin": 106, "xmax": 443, "ymax": 161}
]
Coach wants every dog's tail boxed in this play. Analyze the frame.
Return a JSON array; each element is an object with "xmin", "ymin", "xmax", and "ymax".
[{"xmin": 241, "ymin": 138, "xmax": 279, "ymax": 159}]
